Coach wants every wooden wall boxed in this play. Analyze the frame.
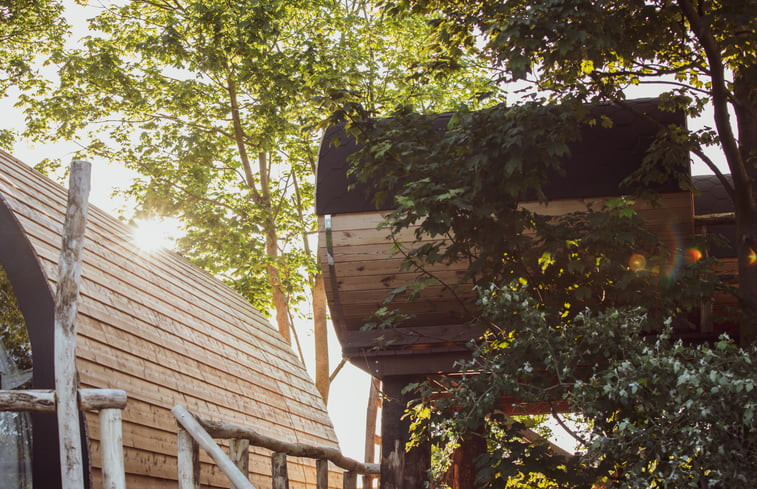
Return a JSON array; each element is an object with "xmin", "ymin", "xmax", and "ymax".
[
  {"xmin": 319, "ymin": 192, "xmax": 695, "ymax": 335},
  {"xmin": 0, "ymin": 151, "xmax": 341, "ymax": 489}
]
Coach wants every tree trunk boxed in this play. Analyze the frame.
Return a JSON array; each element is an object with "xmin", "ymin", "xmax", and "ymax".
[
  {"xmin": 265, "ymin": 227, "xmax": 292, "ymax": 344},
  {"xmin": 313, "ymin": 272, "xmax": 329, "ymax": 402},
  {"xmin": 733, "ymin": 66, "xmax": 757, "ymax": 346}
]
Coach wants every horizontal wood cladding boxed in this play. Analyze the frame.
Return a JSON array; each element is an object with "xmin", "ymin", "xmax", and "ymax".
[
  {"xmin": 0, "ymin": 151, "xmax": 340, "ymax": 489},
  {"xmin": 319, "ymin": 192, "xmax": 695, "ymax": 337}
]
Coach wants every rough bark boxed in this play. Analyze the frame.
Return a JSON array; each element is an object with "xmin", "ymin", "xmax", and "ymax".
[
  {"xmin": 54, "ymin": 160, "xmax": 91, "ymax": 489},
  {"xmin": 265, "ymin": 227, "xmax": 292, "ymax": 343}
]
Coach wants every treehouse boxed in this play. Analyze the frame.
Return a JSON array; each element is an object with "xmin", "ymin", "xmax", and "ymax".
[
  {"xmin": 0, "ymin": 151, "xmax": 340, "ymax": 489},
  {"xmin": 315, "ymin": 99, "xmax": 738, "ymax": 488}
]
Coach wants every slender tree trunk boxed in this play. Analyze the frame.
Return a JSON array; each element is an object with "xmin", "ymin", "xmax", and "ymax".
[
  {"xmin": 733, "ymin": 66, "xmax": 757, "ymax": 346},
  {"xmin": 292, "ymin": 170, "xmax": 331, "ymax": 400},
  {"xmin": 313, "ymin": 272, "xmax": 329, "ymax": 402},
  {"xmin": 265, "ymin": 225, "xmax": 292, "ymax": 344}
]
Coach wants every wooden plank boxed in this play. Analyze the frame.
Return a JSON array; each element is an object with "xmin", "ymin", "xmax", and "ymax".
[
  {"xmin": 75, "ymin": 345, "xmax": 334, "ymax": 440},
  {"xmin": 230, "ymin": 438, "xmax": 251, "ymax": 489},
  {"xmin": 316, "ymin": 459, "xmax": 329, "ymax": 489},
  {"xmin": 177, "ymin": 429, "xmax": 200, "ymax": 489},
  {"xmin": 342, "ymin": 471, "xmax": 357, "ymax": 489},
  {"xmin": 272, "ymin": 452, "xmax": 290, "ymax": 489},
  {"xmin": 54, "ymin": 159, "xmax": 91, "ymax": 489},
  {"xmin": 3, "ymin": 179, "xmax": 295, "ymax": 366},
  {"xmin": 100, "ymin": 408, "xmax": 127, "ymax": 489}
]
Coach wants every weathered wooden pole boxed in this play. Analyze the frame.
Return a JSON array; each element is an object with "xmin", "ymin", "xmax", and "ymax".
[
  {"xmin": 54, "ymin": 160, "xmax": 91, "ymax": 489},
  {"xmin": 230, "ymin": 438, "xmax": 251, "ymax": 489},
  {"xmin": 100, "ymin": 408, "xmax": 126, "ymax": 489},
  {"xmin": 177, "ymin": 429, "xmax": 200, "ymax": 489},
  {"xmin": 363, "ymin": 377, "xmax": 380, "ymax": 489},
  {"xmin": 343, "ymin": 471, "xmax": 357, "ymax": 489},
  {"xmin": 316, "ymin": 459, "xmax": 329, "ymax": 489},
  {"xmin": 272, "ymin": 452, "xmax": 289, "ymax": 489}
]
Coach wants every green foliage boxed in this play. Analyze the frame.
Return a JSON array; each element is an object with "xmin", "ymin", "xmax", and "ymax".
[
  {"xmin": 0, "ymin": 0, "xmax": 67, "ymax": 148},
  {"xmin": 0, "ymin": 267, "xmax": 31, "ymax": 371},
  {"xmin": 411, "ymin": 288, "xmax": 756, "ymax": 488},
  {"xmin": 19, "ymin": 0, "xmax": 495, "ymax": 320}
]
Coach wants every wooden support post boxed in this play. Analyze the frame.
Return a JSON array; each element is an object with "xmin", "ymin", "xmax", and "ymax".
[
  {"xmin": 100, "ymin": 408, "xmax": 126, "ymax": 489},
  {"xmin": 230, "ymin": 438, "xmax": 250, "ymax": 489},
  {"xmin": 442, "ymin": 434, "xmax": 487, "ymax": 489},
  {"xmin": 177, "ymin": 429, "xmax": 200, "ymax": 489},
  {"xmin": 343, "ymin": 471, "xmax": 357, "ymax": 489},
  {"xmin": 272, "ymin": 452, "xmax": 289, "ymax": 489},
  {"xmin": 55, "ymin": 160, "xmax": 91, "ymax": 489},
  {"xmin": 316, "ymin": 459, "xmax": 329, "ymax": 489},
  {"xmin": 363, "ymin": 377, "xmax": 380, "ymax": 489},
  {"xmin": 173, "ymin": 405, "xmax": 257, "ymax": 489},
  {"xmin": 380, "ymin": 376, "xmax": 430, "ymax": 489}
]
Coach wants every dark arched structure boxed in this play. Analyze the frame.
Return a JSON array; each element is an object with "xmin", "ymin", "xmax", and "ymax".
[{"xmin": 0, "ymin": 192, "xmax": 62, "ymax": 488}]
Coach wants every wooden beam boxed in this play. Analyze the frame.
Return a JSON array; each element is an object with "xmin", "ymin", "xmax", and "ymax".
[
  {"xmin": 99, "ymin": 408, "xmax": 126, "ymax": 489},
  {"xmin": 272, "ymin": 452, "xmax": 289, "ymax": 489},
  {"xmin": 0, "ymin": 388, "xmax": 127, "ymax": 412},
  {"xmin": 173, "ymin": 405, "xmax": 257, "ymax": 489},
  {"xmin": 54, "ymin": 160, "xmax": 91, "ymax": 489},
  {"xmin": 177, "ymin": 429, "xmax": 200, "ymax": 489},
  {"xmin": 316, "ymin": 459, "xmax": 329, "ymax": 489},
  {"xmin": 0, "ymin": 389, "xmax": 55, "ymax": 411},
  {"xmin": 694, "ymin": 212, "xmax": 736, "ymax": 225},
  {"xmin": 197, "ymin": 413, "xmax": 380, "ymax": 475},
  {"xmin": 229, "ymin": 438, "xmax": 251, "ymax": 489},
  {"xmin": 363, "ymin": 377, "xmax": 380, "ymax": 489},
  {"xmin": 343, "ymin": 471, "xmax": 357, "ymax": 489}
]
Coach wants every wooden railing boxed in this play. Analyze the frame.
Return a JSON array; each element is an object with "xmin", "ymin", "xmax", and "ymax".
[
  {"xmin": 173, "ymin": 405, "xmax": 380, "ymax": 489},
  {"xmin": 0, "ymin": 387, "xmax": 128, "ymax": 489}
]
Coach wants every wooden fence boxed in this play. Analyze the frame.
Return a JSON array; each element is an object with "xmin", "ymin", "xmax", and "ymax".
[
  {"xmin": 0, "ymin": 388, "xmax": 128, "ymax": 488},
  {"xmin": 173, "ymin": 405, "xmax": 380, "ymax": 489}
]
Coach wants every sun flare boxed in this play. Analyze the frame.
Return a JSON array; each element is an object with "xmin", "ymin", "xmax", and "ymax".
[{"xmin": 131, "ymin": 217, "xmax": 182, "ymax": 252}]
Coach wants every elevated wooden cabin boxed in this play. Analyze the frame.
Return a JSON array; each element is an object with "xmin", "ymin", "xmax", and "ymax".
[
  {"xmin": 0, "ymin": 151, "xmax": 339, "ymax": 489},
  {"xmin": 315, "ymin": 99, "xmax": 738, "ymax": 489},
  {"xmin": 317, "ymin": 99, "xmax": 700, "ymax": 379}
]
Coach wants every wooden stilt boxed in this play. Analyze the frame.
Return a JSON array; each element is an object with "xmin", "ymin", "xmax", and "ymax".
[{"xmin": 380, "ymin": 376, "xmax": 429, "ymax": 489}]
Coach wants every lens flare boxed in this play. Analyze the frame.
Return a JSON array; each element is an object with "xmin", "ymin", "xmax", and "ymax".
[
  {"xmin": 685, "ymin": 247, "xmax": 703, "ymax": 264},
  {"xmin": 628, "ymin": 253, "xmax": 646, "ymax": 272}
]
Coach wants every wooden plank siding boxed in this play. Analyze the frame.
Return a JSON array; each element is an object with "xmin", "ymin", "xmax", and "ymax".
[
  {"xmin": 0, "ymin": 150, "xmax": 341, "ymax": 489},
  {"xmin": 319, "ymin": 192, "xmax": 695, "ymax": 333}
]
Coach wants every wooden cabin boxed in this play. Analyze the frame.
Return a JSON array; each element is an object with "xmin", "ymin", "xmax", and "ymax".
[
  {"xmin": 0, "ymin": 150, "xmax": 340, "ymax": 489},
  {"xmin": 315, "ymin": 99, "xmax": 738, "ymax": 488}
]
